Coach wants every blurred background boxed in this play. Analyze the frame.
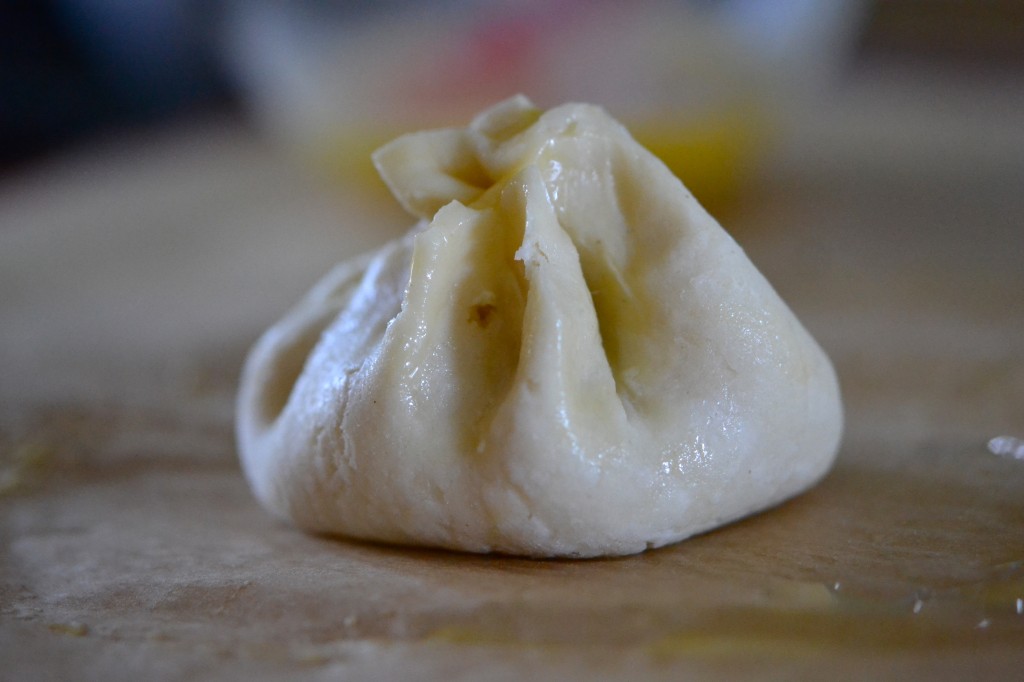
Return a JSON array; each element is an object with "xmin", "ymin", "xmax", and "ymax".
[
  {"xmin": 1, "ymin": 0, "xmax": 1022, "ymax": 388},
  {"xmin": 2, "ymin": 0, "xmax": 1022, "ymax": 398},
  {"xmin": 2, "ymin": 0, "xmax": 1021, "ymax": 207}
]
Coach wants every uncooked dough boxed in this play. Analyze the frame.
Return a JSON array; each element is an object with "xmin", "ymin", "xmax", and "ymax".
[{"xmin": 236, "ymin": 96, "xmax": 842, "ymax": 558}]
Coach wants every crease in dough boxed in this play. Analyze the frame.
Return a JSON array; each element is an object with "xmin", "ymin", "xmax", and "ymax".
[{"xmin": 236, "ymin": 95, "xmax": 843, "ymax": 557}]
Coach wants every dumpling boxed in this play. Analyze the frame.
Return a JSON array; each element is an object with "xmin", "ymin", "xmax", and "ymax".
[{"xmin": 236, "ymin": 96, "xmax": 842, "ymax": 558}]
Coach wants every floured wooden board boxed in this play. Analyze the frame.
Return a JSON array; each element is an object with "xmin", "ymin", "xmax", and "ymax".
[{"xmin": 2, "ymin": 104, "xmax": 1023, "ymax": 680}]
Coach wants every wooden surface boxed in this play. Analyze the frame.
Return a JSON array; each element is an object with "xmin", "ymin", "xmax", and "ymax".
[{"xmin": 2, "ymin": 76, "xmax": 1023, "ymax": 679}]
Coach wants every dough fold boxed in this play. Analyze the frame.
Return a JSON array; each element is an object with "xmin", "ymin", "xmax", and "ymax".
[{"xmin": 237, "ymin": 96, "xmax": 843, "ymax": 557}]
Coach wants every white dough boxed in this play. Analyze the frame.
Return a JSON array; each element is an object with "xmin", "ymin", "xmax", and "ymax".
[{"xmin": 236, "ymin": 96, "xmax": 843, "ymax": 558}]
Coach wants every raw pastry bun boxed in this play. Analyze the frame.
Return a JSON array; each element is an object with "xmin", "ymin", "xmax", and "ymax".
[{"xmin": 237, "ymin": 96, "xmax": 842, "ymax": 557}]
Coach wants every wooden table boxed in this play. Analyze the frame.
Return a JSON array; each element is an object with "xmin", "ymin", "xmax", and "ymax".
[{"xmin": 2, "ymin": 76, "xmax": 1023, "ymax": 679}]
